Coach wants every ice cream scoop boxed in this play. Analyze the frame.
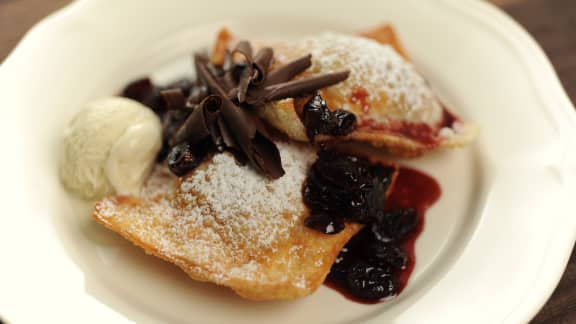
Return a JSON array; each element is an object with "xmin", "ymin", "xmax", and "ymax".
[{"xmin": 60, "ymin": 97, "xmax": 162, "ymax": 200}]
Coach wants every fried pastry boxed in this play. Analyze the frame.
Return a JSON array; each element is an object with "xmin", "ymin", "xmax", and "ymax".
[
  {"xmin": 213, "ymin": 26, "xmax": 477, "ymax": 157},
  {"xmin": 93, "ymin": 143, "xmax": 365, "ymax": 300}
]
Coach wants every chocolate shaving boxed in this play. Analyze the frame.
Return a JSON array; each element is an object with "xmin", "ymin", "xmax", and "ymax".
[
  {"xmin": 165, "ymin": 79, "xmax": 194, "ymax": 96},
  {"xmin": 237, "ymin": 66, "xmax": 254, "ymax": 102},
  {"xmin": 232, "ymin": 41, "xmax": 253, "ymax": 61},
  {"xmin": 121, "ymin": 77, "xmax": 164, "ymax": 112},
  {"xmin": 230, "ymin": 42, "xmax": 275, "ymax": 102},
  {"xmin": 194, "ymin": 53, "xmax": 207, "ymax": 86},
  {"xmin": 251, "ymin": 132, "xmax": 284, "ymax": 178},
  {"xmin": 195, "ymin": 53, "xmax": 228, "ymax": 97},
  {"xmin": 252, "ymin": 47, "xmax": 274, "ymax": 84},
  {"xmin": 122, "ymin": 77, "xmax": 154, "ymax": 102},
  {"xmin": 265, "ymin": 70, "xmax": 350, "ymax": 101},
  {"xmin": 217, "ymin": 117, "xmax": 248, "ymax": 165},
  {"xmin": 187, "ymin": 85, "xmax": 209, "ymax": 107},
  {"xmin": 219, "ymin": 97, "xmax": 257, "ymax": 153},
  {"xmin": 170, "ymin": 95, "xmax": 220, "ymax": 147},
  {"xmin": 210, "ymin": 122, "xmax": 225, "ymax": 152},
  {"xmin": 161, "ymin": 88, "xmax": 187, "ymax": 110},
  {"xmin": 187, "ymin": 56, "xmax": 285, "ymax": 178},
  {"xmin": 221, "ymin": 71, "xmax": 238, "ymax": 93},
  {"xmin": 217, "ymin": 117, "xmax": 237, "ymax": 152},
  {"xmin": 232, "ymin": 42, "xmax": 255, "ymax": 102},
  {"xmin": 245, "ymin": 70, "xmax": 350, "ymax": 105},
  {"xmin": 263, "ymin": 54, "xmax": 311, "ymax": 86}
]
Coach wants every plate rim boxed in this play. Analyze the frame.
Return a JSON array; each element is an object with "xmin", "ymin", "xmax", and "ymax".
[{"xmin": 0, "ymin": 0, "xmax": 575, "ymax": 323}]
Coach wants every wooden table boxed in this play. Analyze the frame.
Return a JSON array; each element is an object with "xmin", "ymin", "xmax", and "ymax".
[{"xmin": 0, "ymin": 1, "xmax": 574, "ymax": 323}]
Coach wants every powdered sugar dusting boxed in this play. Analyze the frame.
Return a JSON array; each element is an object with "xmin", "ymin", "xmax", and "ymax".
[
  {"xmin": 179, "ymin": 142, "xmax": 314, "ymax": 254},
  {"xmin": 274, "ymin": 33, "xmax": 444, "ymax": 125},
  {"xmin": 95, "ymin": 142, "xmax": 324, "ymax": 287}
]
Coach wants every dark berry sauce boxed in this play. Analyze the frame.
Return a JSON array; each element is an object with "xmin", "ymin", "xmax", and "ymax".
[
  {"xmin": 302, "ymin": 94, "xmax": 357, "ymax": 140},
  {"xmin": 324, "ymin": 167, "xmax": 441, "ymax": 303},
  {"xmin": 303, "ymin": 150, "xmax": 396, "ymax": 234},
  {"xmin": 383, "ymin": 167, "xmax": 441, "ymax": 292}
]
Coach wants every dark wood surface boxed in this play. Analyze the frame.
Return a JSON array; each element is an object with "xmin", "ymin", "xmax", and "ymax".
[
  {"xmin": 0, "ymin": 0, "xmax": 574, "ymax": 323},
  {"xmin": 498, "ymin": 2, "xmax": 576, "ymax": 322}
]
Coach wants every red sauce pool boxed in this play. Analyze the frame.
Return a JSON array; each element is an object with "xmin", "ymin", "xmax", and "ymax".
[{"xmin": 324, "ymin": 167, "xmax": 441, "ymax": 303}]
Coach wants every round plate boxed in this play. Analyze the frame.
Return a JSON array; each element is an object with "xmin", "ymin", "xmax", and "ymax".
[{"xmin": 0, "ymin": 0, "xmax": 575, "ymax": 323}]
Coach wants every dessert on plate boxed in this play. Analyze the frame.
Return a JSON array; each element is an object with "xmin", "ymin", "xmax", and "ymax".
[{"xmin": 60, "ymin": 24, "xmax": 475, "ymax": 302}]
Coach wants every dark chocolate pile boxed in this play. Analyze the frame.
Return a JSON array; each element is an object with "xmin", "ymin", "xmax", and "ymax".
[{"xmin": 122, "ymin": 41, "xmax": 350, "ymax": 179}]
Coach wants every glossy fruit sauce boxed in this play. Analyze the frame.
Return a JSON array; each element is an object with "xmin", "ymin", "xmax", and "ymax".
[{"xmin": 324, "ymin": 167, "xmax": 441, "ymax": 303}]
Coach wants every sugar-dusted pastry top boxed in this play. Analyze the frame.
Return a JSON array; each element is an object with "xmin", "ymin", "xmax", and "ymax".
[
  {"xmin": 273, "ymin": 33, "xmax": 444, "ymax": 127},
  {"xmin": 93, "ymin": 142, "xmax": 362, "ymax": 300},
  {"xmin": 233, "ymin": 25, "xmax": 478, "ymax": 157}
]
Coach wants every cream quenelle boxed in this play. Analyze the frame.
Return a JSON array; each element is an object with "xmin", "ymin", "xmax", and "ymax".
[{"xmin": 60, "ymin": 97, "xmax": 162, "ymax": 199}]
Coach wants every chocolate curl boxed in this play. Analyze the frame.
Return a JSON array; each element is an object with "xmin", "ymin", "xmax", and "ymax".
[
  {"xmin": 219, "ymin": 97, "xmax": 257, "ymax": 149},
  {"xmin": 217, "ymin": 116, "xmax": 248, "ymax": 165},
  {"xmin": 160, "ymin": 88, "xmax": 187, "ymax": 110},
  {"xmin": 219, "ymin": 93, "xmax": 284, "ymax": 178},
  {"xmin": 122, "ymin": 77, "xmax": 164, "ymax": 111},
  {"xmin": 251, "ymin": 132, "xmax": 284, "ymax": 179},
  {"xmin": 263, "ymin": 54, "xmax": 311, "ymax": 86},
  {"xmin": 217, "ymin": 116, "xmax": 238, "ymax": 152},
  {"xmin": 245, "ymin": 70, "xmax": 350, "ymax": 105},
  {"xmin": 237, "ymin": 66, "xmax": 254, "ymax": 103},
  {"xmin": 195, "ymin": 53, "xmax": 228, "ymax": 98},
  {"xmin": 232, "ymin": 42, "xmax": 274, "ymax": 83},
  {"xmin": 221, "ymin": 71, "xmax": 238, "ymax": 93},
  {"xmin": 232, "ymin": 41, "xmax": 253, "ymax": 61},
  {"xmin": 221, "ymin": 59, "xmax": 244, "ymax": 95},
  {"xmin": 197, "ymin": 55, "xmax": 283, "ymax": 177},
  {"xmin": 232, "ymin": 42, "xmax": 255, "ymax": 102},
  {"xmin": 227, "ymin": 54, "xmax": 313, "ymax": 100},
  {"xmin": 252, "ymin": 119, "xmax": 284, "ymax": 178},
  {"xmin": 210, "ymin": 126, "xmax": 224, "ymax": 152},
  {"xmin": 194, "ymin": 53, "xmax": 207, "ymax": 86},
  {"xmin": 165, "ymin": 79, "xmax": 194, "ymax": 96},
  {"xmin": 264, "ymin": 71, "xmax": 350, "ymax": 101},
  {"xmin": 122, "ymin": 77, "xmax": 154, "ymax": 102},
  {"xmin": 169, "ymin": 95, "xmax": 221, "ymax": 147},
  {"xmin": 200, "ymin": 97, "xmax": 225, "ymax": 152},
  {"xmin": 196, "ymin": 57, "xmax": 257, "ymax": 144},
  {"xmin": 187, "ymin": 85, "xmax": 209, "ymax": 107},
  {"xmin": 252, "ymin": 47, "xmax": 274, "ymax": 84},
  {"xmin": 231, "ymin": 42, "xmax": 274, "ymax": 102}
]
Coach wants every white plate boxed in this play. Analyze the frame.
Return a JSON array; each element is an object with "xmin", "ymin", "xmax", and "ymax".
[{"xmin": 1, "ymin": 0, "xmax": 575, "ymax": 323}]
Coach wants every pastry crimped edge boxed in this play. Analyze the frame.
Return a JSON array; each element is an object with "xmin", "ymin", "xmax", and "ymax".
[
  {"xmin": 93, "ymin": 202, "xmax": 362, "ymax": 300},
  {"xmin": 261, "ymin": 97, "xmax": 479, "ymax": 158}
]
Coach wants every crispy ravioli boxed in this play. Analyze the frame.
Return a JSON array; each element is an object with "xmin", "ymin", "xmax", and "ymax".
[
  {"xmin": 93, "ymin": 143, "xmax": 363, "ymax": 300},
  {"xmin": 213, "ymin": 25, "xmax": 477, "ymax": 157}
]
